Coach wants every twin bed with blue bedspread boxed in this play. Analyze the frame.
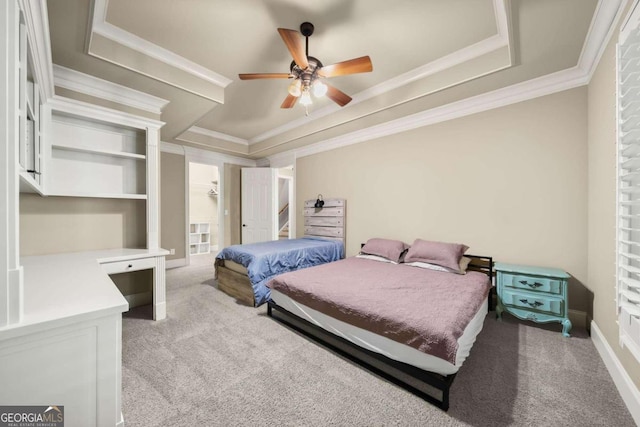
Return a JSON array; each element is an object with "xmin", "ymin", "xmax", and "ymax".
[
  {"xmin": 215, "ymin": 197, "xmax": 346, "ymax": 306},
  {"xmin": 215, "ymin": 237, "xmax": 344, "ymax": 306}
]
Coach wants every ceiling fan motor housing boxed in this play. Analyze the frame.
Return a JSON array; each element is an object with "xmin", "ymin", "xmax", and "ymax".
[
  {"xmin": 300, "ymin": 22, "xmax": 314, "ymax": 37},
  {"xmin": 290, "ymin": 56, "xmax": 323, "ymax": 88}
]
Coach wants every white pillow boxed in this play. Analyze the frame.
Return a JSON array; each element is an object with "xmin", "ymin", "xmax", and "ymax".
[
  {"xmin": 404, "ymin": 256, "xmax": 471, "ymax": 274},
  {"xmin": 356, "ymin": 253, "xmax": 399, "ymax": 264}
]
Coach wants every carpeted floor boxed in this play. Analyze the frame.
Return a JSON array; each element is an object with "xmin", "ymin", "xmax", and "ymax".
[{"xmin": 121, "ymin": 257, "xmax": 636, "ymax": 426}]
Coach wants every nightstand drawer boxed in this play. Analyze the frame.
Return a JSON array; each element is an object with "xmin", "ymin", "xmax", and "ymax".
[
  {"xmin": 501, "ymin": 273, "xmax": 562, "ymax": 294},
  {"xmin": 501, "ymin": 289, "xmax": 563, "ymax": 316}
]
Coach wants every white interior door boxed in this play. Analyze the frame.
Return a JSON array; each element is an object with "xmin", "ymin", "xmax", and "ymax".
[{"xmin": 241, "ymin": 168, "xmax": 277, "ymax": 244}]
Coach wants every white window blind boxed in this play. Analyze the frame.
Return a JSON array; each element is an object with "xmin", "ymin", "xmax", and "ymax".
[{"xmin": 617, "ymin": 7, "xmax": 640, "ymax": 363}]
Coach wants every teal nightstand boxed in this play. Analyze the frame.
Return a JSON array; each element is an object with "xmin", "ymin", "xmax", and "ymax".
[{"xmin": 495, "ymin": 262, "xmax": 572, "ymax": 337}]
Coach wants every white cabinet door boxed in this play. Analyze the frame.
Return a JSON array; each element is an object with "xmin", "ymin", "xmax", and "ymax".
[{"xmin": 241, "ymin": 168, "xmax": 277, "ymax": 244}]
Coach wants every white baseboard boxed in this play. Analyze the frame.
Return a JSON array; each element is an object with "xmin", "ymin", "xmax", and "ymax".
[
  {"xmin": 166, "ymin": 258, "xmax": 187, "ymax": 269},
  {"xmin": 591, "ymin": 321, "xmax": 640, "ymax": 426}
]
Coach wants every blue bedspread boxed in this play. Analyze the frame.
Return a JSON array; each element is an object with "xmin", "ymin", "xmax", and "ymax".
[{"xmin": 216, "ymin": 238, "xmax": 344, "ymax": 306}]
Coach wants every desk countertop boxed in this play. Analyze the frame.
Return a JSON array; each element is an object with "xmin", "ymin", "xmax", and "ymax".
[{"xmin": 0, "ymin": 248, "xmax": 168, "ymax": 340}]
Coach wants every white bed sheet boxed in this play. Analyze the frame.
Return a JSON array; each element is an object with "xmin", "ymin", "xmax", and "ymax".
[{"xmin": 270, "ymin": 289, "xmax": 488, "ymax": 375}]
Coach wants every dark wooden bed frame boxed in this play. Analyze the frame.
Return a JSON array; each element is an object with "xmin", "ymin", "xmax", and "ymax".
[{"xmin": 267, "ymin": 254, "xmax": 494, "ymax": 411}]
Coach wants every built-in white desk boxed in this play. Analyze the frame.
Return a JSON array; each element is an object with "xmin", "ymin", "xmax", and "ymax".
[
  {"xmin": 0, "ymin": 248, "xmax": 168, "ymax": 427},
  {"xmin": 95, "ymin": 248, "xmax": 169, "ymax": 321}
]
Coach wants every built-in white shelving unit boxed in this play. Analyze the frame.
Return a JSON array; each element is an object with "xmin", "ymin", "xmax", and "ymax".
[
  {"xmin": 1, "ymin": 2, "xmax": 169, "ymax": 426},
  {"xmin": 46, "ymin": 111, "xmax": 148, "ymax": 199},
  {"xmin": 190, "ymin": 222, "xmax": 211, "ymax": 255}
]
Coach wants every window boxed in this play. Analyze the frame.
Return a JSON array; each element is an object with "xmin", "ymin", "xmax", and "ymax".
[{"xmin": 617, "ymin": 5, "xmax": 640, "ymax": 363}]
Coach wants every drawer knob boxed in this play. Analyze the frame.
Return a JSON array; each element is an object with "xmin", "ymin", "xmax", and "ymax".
[
  {"xmin": 128, "ymin": 264, "xmax": 133, "ymax": 268},
  {"xmin": 519, "ymin": 298, "xmax": 543, "ymax": 308},
  {"xmin": 519, "ymin": 280, "xmax": 543, "ymax": 288}
]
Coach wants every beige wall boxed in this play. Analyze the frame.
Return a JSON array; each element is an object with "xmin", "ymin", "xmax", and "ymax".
[
  {"xmin": 161, "ymin": 156, "xmax": 244, "ymax": 258},
  {"xmin": 161, "ymin": 152, "xmax": 186, "ymax": 260},
  {"xmin": 297, "ymin": 88, "xmax": 589, "ymax": 313},
  {"xmin": 588, "ymin": 26, "xmax": 640, "ymax": 390},
  {"xmin": 20, "ymin": 194, "xmax": 146, "ymax": 256}
]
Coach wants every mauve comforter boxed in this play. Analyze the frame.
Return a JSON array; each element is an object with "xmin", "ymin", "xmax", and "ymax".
[{"xmin": 267, "ymin": 257, "xmax": 491, "ymax": 364}]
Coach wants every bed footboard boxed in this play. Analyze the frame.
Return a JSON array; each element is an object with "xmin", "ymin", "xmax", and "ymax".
[
  {"xmin": 215, "ymin": 262, "xmax": 255, "ymax": 306},
  {"xmin": 267, "ymin": 300, "xmax": 456, "ymax": 411}
]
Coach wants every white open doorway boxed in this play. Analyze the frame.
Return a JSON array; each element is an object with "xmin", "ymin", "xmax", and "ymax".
[
  {"xmin": 187, "ymin": 162, "xmax": 221, "ymax": 261},
  {"xmin": 240, "ymin": 167, "xmax": 294, "ymax": 244},
  {"xmin": 277, "ymin": 167, "xmax": 293, "ymax": 239}
]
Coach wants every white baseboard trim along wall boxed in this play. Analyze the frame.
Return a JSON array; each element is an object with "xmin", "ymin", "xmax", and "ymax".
[
  {"xmin": 591, "ymin": 321, "xmax": 640, "ymax": 425},
  {"xmin": 166, "ymin": 258, "xmax": 187, "ymax": 269}
]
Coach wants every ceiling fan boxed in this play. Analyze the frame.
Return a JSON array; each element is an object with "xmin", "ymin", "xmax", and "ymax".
[{"xmin": 239, "ymin": 22, "xmax": 373, "ymax": 111}]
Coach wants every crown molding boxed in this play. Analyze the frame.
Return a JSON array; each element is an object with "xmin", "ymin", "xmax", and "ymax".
[
  {"xmin": 19, "ymin": 0, "xmax": 54, "ymax": 101},
  {"xmin": 183, "ymin": 146, "xmax": 256, "ymax": 167},
  {"xmin": 188, "ymin": 127, "xmax": 249, "ymax": 146},
  {"xmin": 266, "ymin": 151, "xmax": 296, "ymax": 168},
  {"xmin": 250, "ymin": 0, "xmax": 622, "ymax": 164},
  {"xmin": 85, "ymin": 0, "xmax": 232, "ymax": 103},
  {"xmin": 255, "ymin": 158, "xmax": 270, "ymax": 167},
  {"xmin": 160, "ymin": 141, "xmax": 185, "ymax": 155},
  {"xmin": 160, "ymin": 141, "xmax": 256, "ymax": 166},
  {"xmin": 48, "ymin": 95, "xmax": 165, "ymax": 130},
  {"xmin": 263, "ymin": 66, "xmax": 586, "ymax": 162},
  {"xmin": 90, "ymin": 0, "xmax": 232, "ymax": 89},
  {"xmin": 578, "ymin": 0, "xmax": 627, "ymax": 80},
  {"xmin": 248, "ymin": 0, "xmax": 512, "ymax": 145},
  {"xmin": 53, "ymin": 64, "xmax": 169, "ymax": 115}
]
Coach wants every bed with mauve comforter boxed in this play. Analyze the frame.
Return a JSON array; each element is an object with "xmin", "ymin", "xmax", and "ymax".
[{"xmin": 267, "ymin": 256, "xmax": 491, "ymax": 375}]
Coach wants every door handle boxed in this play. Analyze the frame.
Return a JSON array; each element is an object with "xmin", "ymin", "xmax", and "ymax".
[{"xmin": 242, "ymin": 224, "xmax": 247, "ymax": 227}]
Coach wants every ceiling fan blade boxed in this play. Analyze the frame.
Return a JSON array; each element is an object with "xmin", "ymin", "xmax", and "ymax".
[
  {"xmin": 238, "ymin": 73, "xmax": 291, "ymax": 80},
  {"xmin": 318, "ymin": 56, "xmax": 373, "ymax": 78},
  {"xmin": 325, "ymin": 84, "xmax": 352, "ymax": 107},
  {"xmin": 277, "ymin": 28, "xmax": 309, "ymax": 69},
  {"xmin": 280, "ymin": 94, "xmax": 299, "ymax": 109}
]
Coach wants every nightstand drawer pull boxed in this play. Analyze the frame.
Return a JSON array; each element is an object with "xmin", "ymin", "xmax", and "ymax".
[
  {"xmin": 501, "ymin": 288, "xmax": 563, "ymax": 315},
  {"xmin": 502, "ymin": 273, "xmax": 561, "ymax": 294},
  {"xmin": 519, "ymin": 280, "xmax": 543, "ymax": 289},
  {"xmin": 519, "ymin": 299, "xmax": 543, "ymax": 308}
]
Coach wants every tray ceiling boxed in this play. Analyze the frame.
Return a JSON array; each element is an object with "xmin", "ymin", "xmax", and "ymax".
[{"xmin": 47, "ymin": 0, "xmax": 601, "ymax": 159}]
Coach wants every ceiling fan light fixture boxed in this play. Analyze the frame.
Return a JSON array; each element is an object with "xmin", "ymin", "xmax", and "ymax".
[
  {"xmin": 288, "ymin": 79, "xmax": 302, "ymax": 97},
  {"xmin": 313, "ymin": 80, "xmax": 327, "ymax": 97},
  {"xmin": 300, "ymin": 89, "xmax": 312, "ymax": 106}
]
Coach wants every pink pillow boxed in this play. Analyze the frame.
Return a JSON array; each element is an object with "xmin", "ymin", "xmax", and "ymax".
[
  {"xmin": 403, "ymin": 239, "xmax": 469, "ymax": 271},
  {"xmin": 360, "ymin": 238, "xmax": 409, "ymax": 263}
]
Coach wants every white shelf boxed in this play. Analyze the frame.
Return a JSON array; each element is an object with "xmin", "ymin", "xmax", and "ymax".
[
  {"xmin": 189, "ymin": 222, "xmax": 211, "ymax": 255},
  {"xmin": 52, "ymin": 144, "xmax": 146, "ymax": 160},
  {"xmin": 47, "ymin": 191, "xmax": 147, "ymax": 200},
  {"xmin": 47, "ymin": 111, "xmax": 147, "ymax": 198}
]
